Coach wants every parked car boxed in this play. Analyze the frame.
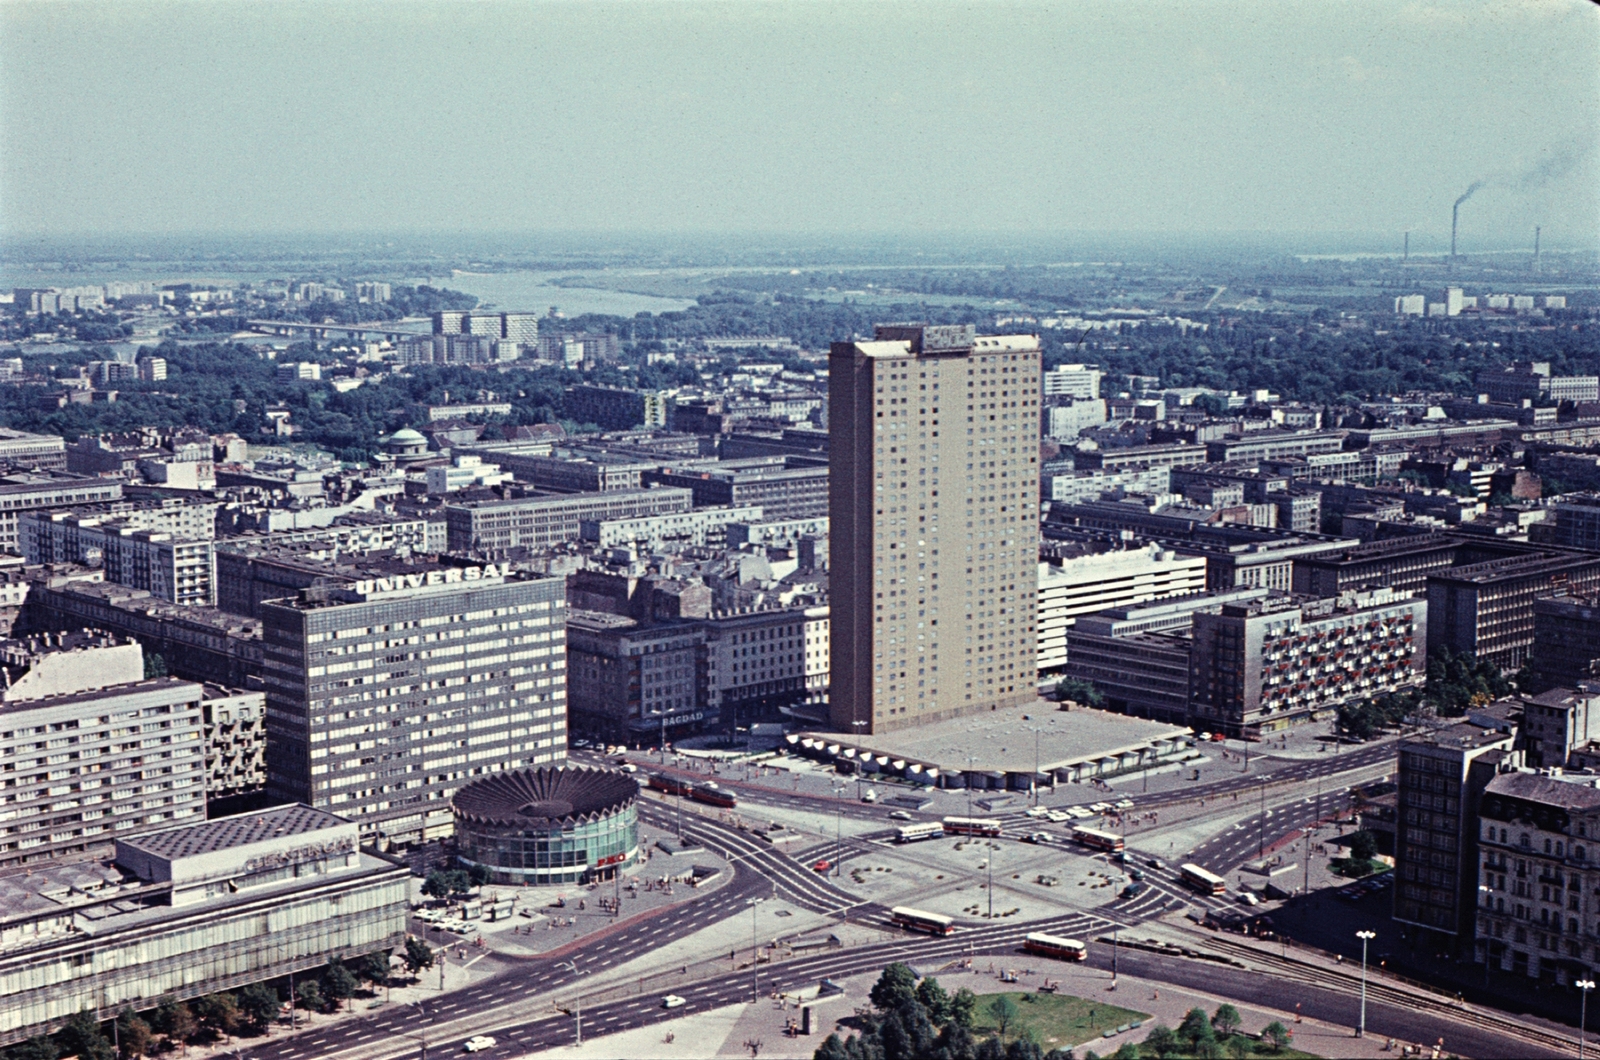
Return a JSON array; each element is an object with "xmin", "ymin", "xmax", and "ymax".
[
  {"xmin": 1024, "ymin": 806, "xmax": 1049, "ymax": 818},
  {"xmin": 1045, "ymin": 810, "xmax": 1070, "ymax": 823},
  {"xmin": 1237, "ymin": 891, "xmax": 1261, "ymax": 907},
  {"xmin": 861, "ymin": 789, "xmax": 878, "ymax": 803}
]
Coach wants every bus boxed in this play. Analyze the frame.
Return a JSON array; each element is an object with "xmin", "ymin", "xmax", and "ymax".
[
  {"xmin": 1071, "ymin": 826, "xmax": 1126, "ymax": 853},
  {"xmin": 942, "ymin": 816, "xmax": 1003, "ymax": 837},
  {"xmin": 648, "ymin": 773, "xmax": 692, "ymax": 797},
  {"xmin": 690, "ymin": 783, "xmax": 737, "ymax": 808},
  {"xmin": 895, "ymin": 822, "xmax": 946, "ymax": 844},
  {"xmin": 1180, "ymin": 862, "xmax": 1227, "ymax": 896},
  {"xmin": 1023, "ymin": 933, "xmax": 1087, "ymax": 962},
  {"xmin": 890, "ymin": 907, "xmax": 956, "ymax": 936}
]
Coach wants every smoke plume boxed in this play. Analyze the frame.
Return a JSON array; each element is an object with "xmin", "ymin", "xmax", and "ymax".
[{"xmin": 1454, "ymin": 181, "xmax": 1484, "ymax": 208}]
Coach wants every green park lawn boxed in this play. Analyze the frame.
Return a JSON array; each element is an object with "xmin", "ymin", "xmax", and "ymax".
[
  {"xmin": 969, "ymin": 991, "xmax": 1149, "ymax": 1052},
  {"xmin": 969, "ymin": 990, "xmax": 1322, "ymax": 1058}
]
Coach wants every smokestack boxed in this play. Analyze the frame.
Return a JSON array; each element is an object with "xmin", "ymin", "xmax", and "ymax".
[
  {"xmin": 1451, "ymin": 203, "xmax": 1458, "ymax": 263},
  {"xmin": 1534, "ymin": 225, "xmax": 1542, "ymax": 274},
  {"xmin": 1403, "ymin": 231, "xmax": 1409, "ymax": 262}
]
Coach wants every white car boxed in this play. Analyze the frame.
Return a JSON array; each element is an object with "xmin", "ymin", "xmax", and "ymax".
[
  {"xmin": 888, "ymin": 810, "xmax": 913, "ymax": 821},
  {"xmin": 861, "ymin": 789, "xmax": 878, "ymax": 803},
  {"xmin": 1066, "ymin": 806, "xmax": 1094, "ymax": 819},
  {"xmin": 1024, "ymin": 806, "xmax": 1049, "ymax": 818},
  {"xmin": 662, "ymin": 994, "xmax": 687, "ymax": 1009},
  {"xmin": 618, "ymin": 763, "xmax": 639, "ymax": 773},
  {"xmin": 1114, "ymin": 798, "xmax": 1135, "ymax": 809},
  {"xmin": 1045, "ymin": 810, "xmax": 1070, "ymax": 823},
  {"xmin": 465, "ymin": 1035, "xmax": 497, "ymax": 1052},
  {"xmin": 1090, "ymin": 802, "xmax": 1113, "ymax": 813},
  {"xmin": 1237, "ymin": 891, "xmax": 1261, "ymax": 907}
]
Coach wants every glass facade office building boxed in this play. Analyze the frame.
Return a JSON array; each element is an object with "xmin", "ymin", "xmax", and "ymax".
[{"xmin": 453, "ymin": 766, "xmax": 638, "ymax": 885}]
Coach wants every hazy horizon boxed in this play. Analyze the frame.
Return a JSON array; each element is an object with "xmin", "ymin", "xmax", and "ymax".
[{"xmin": 3, "ymin": 0, "xmax": 1597, "ymax": 253}]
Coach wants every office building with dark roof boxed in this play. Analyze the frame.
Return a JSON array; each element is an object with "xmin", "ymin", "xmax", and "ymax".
[{"xmin": 1427, "ymin": 551, "xmax": 1600, "ymax": 669}]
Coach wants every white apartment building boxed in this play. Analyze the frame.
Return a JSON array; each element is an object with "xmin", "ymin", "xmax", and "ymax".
[
  {"xmin": 1042, "ymin": 364, "xmax": 1103, "ymax": 399},
  {"xmin": 1036, "ymin": 545, "xmax": 1208, "ymax": 671},
  {"xmin": 423, "ymin": 455, "xmax": 511, "ymax": 494},
  {"xmin": 0, "ymin": 635, "xmax": 205, "ymax": 868}
]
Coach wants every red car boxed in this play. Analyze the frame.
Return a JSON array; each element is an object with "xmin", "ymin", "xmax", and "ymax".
[{"xmin": 811, "ymin": 860, "xmax": 831, "ymax": 874}]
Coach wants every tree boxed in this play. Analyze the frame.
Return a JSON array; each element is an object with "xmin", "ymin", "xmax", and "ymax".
[
  {"xmin": 143, "ymin": 652, "xmax": 168, "ymax": 679},
  {"xmin": 359, "ymin": 950, "xmax": 392, "ymax": 988},
  {"xmin": 1142, "ymin": 1024, "xmax": 1178, "ymax": 1059},
  {"xmin": 976, "ymin": 1038, "xmax": 1008, "ymax": 1060},
  {"xmin": 194, "ymin": 993, "xmax": 240, "ymax": 1038},
  {"xmin": 1193, "ymin": 1040, "xmax": 1223, "ymax": 1060},
  {"xmin": 1178, "ymin": 1008, "xmax": 1214, "ymax": 1047},
  {"xmin": 987, "ymin": 995, "xmax": 1019, "ymax": 1038},
  {"xmin": 1112, "ymin": 1043, "xmax": 1142, "ymax": 1060},
  {"xmin": 7, "ymin": 1036, "xmax": 59, "ymax": 1060},
  {"xmin": 1349, "ymin": 829, "xmax": 1378, "ymax": 863},
  {"xmin": 915, "ymin": 977, "xmax": 951, "ymax": 1024},
  {"xmin": 56, "ymin": 1009, "xmax": 113, "ymax": 1060},
  {"xmin": 870, "ymin": 963, "xmax": 919, "ymax": 1012},
  {"xmin": 813, "ymin": 1034, "xmax": 849, "ymax": 1060},
  {"xmin": 1056, "ymin": 678, "xmax": 1104, "ymax": 708},
  {"xmin": 403, "ymin": 937, "xmax": 436, "ymax": 975},
  {"xmin": 1262, "ymin": 1021, "xmax": 1292, "ymax": 1053},
  {"xmin": 1225, "ymin": 1036, "xmax": 1252, "ymax": 1060},
  {"xmin": 420, "ymin": 871, "xmax": 453, "ymax": 900},
  {"xmin": 322, "ymin": 961, "xmax": 358, "ymax": 1011},
  {"xmin": 117, "ymin": 1009, "xmax": 156, "ymax": 1057},
  {"xmin": 1006, "ymin": 1038, "xmax": 1043, "ymax": 1060},
  {"xmin": 237, "ymin": 983, "xmax": 281, "ymax": 1030},
  {"xmin": 1211, "ymin": 1004, "xmax": 1241, "ymax": 1038},
  {"xmin": 950, "ymin": 988, "xmax": 978, "ymax": 1029},
  {"xmin": 153, "ymin": 999, "xmax": 195, "ymax": 1044},
  {"xmin": 295, "ymin": 980, "xmax": 326, "ymax": 1014},
  {"xmin": 465, "ymin": 862, "xmax": 492, "ymax": 887}
]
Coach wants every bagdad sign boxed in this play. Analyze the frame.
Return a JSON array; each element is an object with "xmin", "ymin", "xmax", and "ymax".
[{"xmin": 349, "ymin": 563, "xmax": 505, "ymax": 597}]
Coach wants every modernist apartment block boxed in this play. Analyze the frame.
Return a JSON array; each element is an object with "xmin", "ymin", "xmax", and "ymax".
[
  {"xmin": 830, "ymin": 324, "xmax": 1041, "ymax": 734},
  {"xmin": 0, "ymin": 635, "xmax": 205, "ymax": 868}
]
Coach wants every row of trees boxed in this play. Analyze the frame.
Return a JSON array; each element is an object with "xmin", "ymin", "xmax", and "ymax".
[
  {"xmin": 1093, "ymin": 1004, "xmax": 1293, "ymax": 1059},
  {"xmin": 0, "ymin": 947, "xmax": 430, "ymax": 1060},
  {"xmin": 815, "ymin": 961, "xmax": 1053, "ymax": 1060},
  {"xmin": 1337, "ymin": 649, "xmax": 1514, "ymax": 741},
  {"xmin": 421, "ymin": 862, "xmax": 492, "ymax": 898}
]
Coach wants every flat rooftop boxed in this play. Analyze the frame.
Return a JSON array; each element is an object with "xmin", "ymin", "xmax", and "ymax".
[
  {"xmin": 119, "ymin": 803, "xmax": 348, "ymax": 861},
  {"xmin": 801, "ymin": 702, "xmax": 1190, "ymax": 776}
]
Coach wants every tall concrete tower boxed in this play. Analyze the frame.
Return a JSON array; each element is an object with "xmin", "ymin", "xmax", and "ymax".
[{"xmin": 829, "ymin": 324, "xmax": 1041, "ymax": 735}]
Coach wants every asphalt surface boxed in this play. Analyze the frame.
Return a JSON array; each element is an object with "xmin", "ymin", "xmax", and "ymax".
[{"xmin": 230, "ymin": 739, "xmax": 1570, "ymax": 1060}]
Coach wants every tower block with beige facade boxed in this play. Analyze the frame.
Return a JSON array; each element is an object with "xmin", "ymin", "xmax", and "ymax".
[{"xmin": 830, "ymin": 324, "xmax": 1041, "ymax": 734}]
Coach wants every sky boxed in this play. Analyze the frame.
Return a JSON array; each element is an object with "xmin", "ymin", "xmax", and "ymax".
[{"xmin": 1, "ymin": 0, "xmax": 1597, "ymax": 250}]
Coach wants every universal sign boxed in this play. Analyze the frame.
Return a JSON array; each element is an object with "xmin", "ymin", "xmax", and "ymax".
[{"xmin": 349, "ymin": 563, "xmax": 506, "ymax": 598}]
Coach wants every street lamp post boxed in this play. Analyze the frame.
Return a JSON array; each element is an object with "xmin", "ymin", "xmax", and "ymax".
[
  {"xmin": 1257, "ymin": 777, "xmax": 1268, "ymax": 859},
  {"xmin": 748, "ymin": 897, "xmax": 766, "ymax": 1002},
  {"xmin": 1356, "ymin": 930, "xmax": 1376, "ymax": 1038},
  {"xmin": 987, "ymin": 844, "xmax": 995, "ymax": 920},
  {"xmin": 1581, "ymin": 979, "xmax": 1596, "ymax": 1060}
]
